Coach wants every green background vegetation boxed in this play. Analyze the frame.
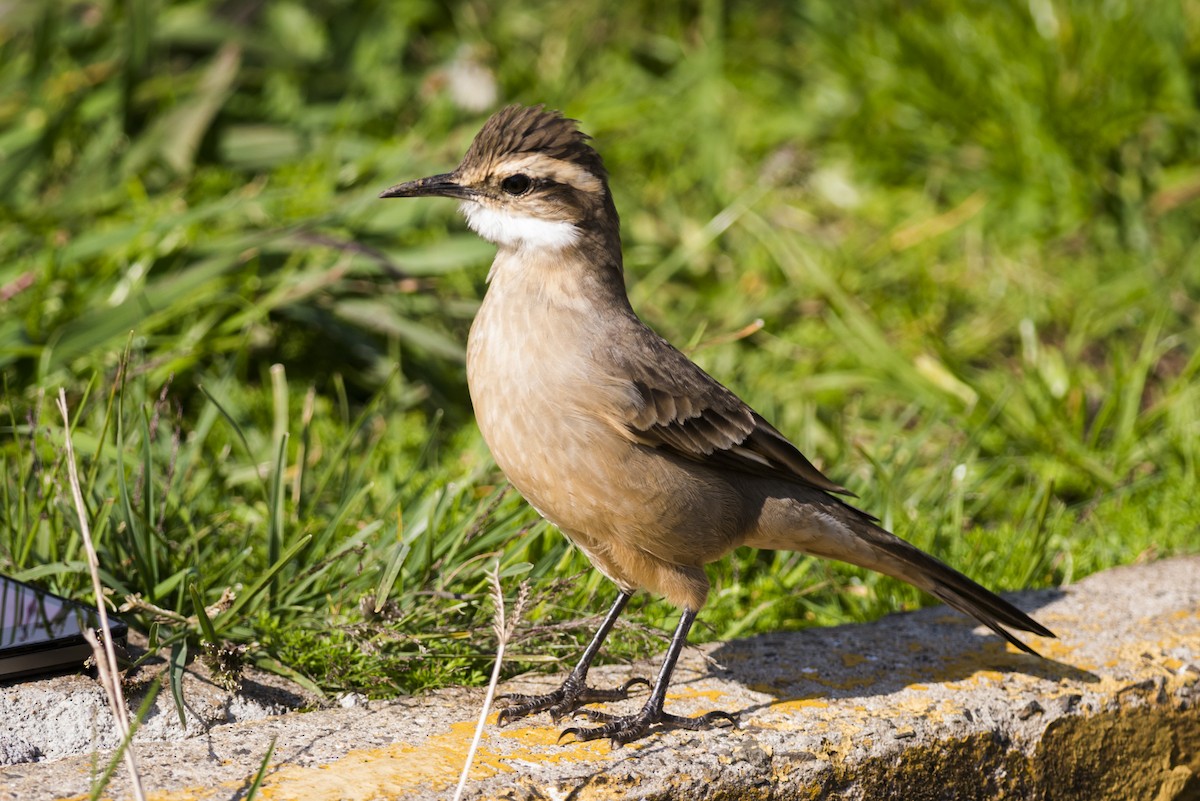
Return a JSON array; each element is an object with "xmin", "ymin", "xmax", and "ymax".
[{"xmin": 2, "ymin": 0, "xmax": 1198, "ymax": 698}]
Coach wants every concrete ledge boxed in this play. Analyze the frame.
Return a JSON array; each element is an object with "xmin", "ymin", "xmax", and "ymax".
[{"xmin": 2, "ymin": 556, "xmax": 1198, "ymax": 801}]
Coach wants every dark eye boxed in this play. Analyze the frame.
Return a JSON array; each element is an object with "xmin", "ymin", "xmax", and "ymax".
[{"xmin": 500, "ymin": 174, "xmax": 532, "ymax": 195}]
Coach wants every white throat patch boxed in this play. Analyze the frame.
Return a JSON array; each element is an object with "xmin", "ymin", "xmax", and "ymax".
[{"xmin": 460, "ymin": 202, "xmax": 581, "ymax": 251}]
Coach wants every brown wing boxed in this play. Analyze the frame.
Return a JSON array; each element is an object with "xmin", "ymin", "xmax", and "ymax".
[{"xmin": 613, "ymin": 327, "xmax": 855, "ymax": 498}]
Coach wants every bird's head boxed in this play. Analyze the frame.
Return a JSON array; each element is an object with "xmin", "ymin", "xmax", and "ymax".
[{"xmin": 380, "ymin": 105, "xmax": 619, "ymax": 254}]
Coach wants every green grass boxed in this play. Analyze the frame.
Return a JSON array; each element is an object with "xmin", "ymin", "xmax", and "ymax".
[{"xmin": 1, "ymin": 0, "xmax": 1199, "ymax": 698}]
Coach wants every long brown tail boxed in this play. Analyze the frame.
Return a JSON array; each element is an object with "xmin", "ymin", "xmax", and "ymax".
[{"xmin": 840, "ymin": 510, "xmax": 1055, "ymax": 656}]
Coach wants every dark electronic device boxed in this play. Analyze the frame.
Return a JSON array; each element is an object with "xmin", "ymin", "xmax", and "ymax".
[{"xmin": 0, "ymin": 574, "xmax": 128, "ymax": 681}]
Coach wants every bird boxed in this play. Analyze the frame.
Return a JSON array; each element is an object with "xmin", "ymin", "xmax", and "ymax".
[{"xmin": 379, "ymin": 104, "xmax": 1054, "ymax": 745}]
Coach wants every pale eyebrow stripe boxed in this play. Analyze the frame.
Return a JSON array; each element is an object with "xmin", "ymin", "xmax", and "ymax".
[{"xmin": 492, "ymin": 153, "xmax": 603, "ymax": 194}]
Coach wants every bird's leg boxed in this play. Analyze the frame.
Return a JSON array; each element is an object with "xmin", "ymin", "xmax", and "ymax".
[
  {"xmin": 497, "ymin": 590, "xmax": 650, "ymax": 725},
  {"xmin": 560, "ymin": 606, "xmax": 736, "ymax": 746}
]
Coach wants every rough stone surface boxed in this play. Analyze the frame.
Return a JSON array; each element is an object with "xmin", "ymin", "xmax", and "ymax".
[
  {"xmin": 0, "ymin": 648, "xmax": 317, "ymax": 766},
  {"xmin": 2, "ymin": 556, "xmax": 1198, "ymax": 801}
]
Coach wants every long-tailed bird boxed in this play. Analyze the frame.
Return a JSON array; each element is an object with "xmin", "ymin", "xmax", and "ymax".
[{"xmin": 379, "ymin": 104, "xmax": 1054, "ymax": 745}]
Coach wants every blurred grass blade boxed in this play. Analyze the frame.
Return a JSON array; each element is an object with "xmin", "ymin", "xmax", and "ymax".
[
  {"xmin": 198, "ymin": 383, "xmax": 266, "ymax": 495},
  {"xmin": 216, "ymin": 534, "xmax": 313, "ymax": 628},
  {"xmin": 253, "ymin": 656, "xmax": 325, "ymax": 699},
  {"xmin": 168, "ymin": 641, "xmax": 188, "ymax": 729},
  {"xmin": 244, "ymin": 735, "xmax": 277, "ymax": 801},
  {"xmin": 88, "ymin": 678, "xmax": 161, "ymax": 801},
  {"xmin": 374, "ymin": 534, "xmax": 410, "ymax": 615},
  {"xmin": 189, "ymin": 581, "xmax": 219, "ymax": 646},
  {"xmin": 267, "ymin": 432, "xmax": 289, "ymax": 604}
]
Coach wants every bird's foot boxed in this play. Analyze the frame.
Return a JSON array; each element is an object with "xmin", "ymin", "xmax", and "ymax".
[
  {"xmin": 561, "ymin": 705, "xmax": 737, "ymax": 746},
  {"xmin": 497, "ymin": 673, "xmax": 650, "ymax": 726}
]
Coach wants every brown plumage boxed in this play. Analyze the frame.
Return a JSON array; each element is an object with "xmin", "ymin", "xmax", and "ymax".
[{"xmin": 379, "ymin": 104, "xmax": 1055, "ymax": 745}]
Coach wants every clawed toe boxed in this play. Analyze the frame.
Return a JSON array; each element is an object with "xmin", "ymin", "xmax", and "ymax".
[
  {"xmin": 492, "ymin": 598, "xmax": 738, "ymax": 747},
  {"xmin": 560, "ymin": 706, "xmax": 737, "ymax": 746},
  {"xmin": 577, "ymin": 676, "xmax": 651, "ymax": 703},
  {"xmin": 496, "ymin": 690, "xmax": 564, "ymax": 726},
  {"xmin": 496, "ymin": 675, "xmax": 651, "ymax": 726},
  {"xmin": 660, "ymin": 709, "xmax": 738, "ymax": 731}
]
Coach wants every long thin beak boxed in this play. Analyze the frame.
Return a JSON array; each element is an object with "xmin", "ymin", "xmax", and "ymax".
[{"xmin": 378, "ymin": 172, "xmax": 474, "ymax": 200}]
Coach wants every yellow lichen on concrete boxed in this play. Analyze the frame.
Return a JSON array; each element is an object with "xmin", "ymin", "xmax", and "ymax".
[
  {"xmin": 766, "ymin": 697, "xmax": 830, "ymax": 714},
  {"xmin": 251, "ymin": 717, "xmax": 613, "ymax": 801},
  {"xmin": 665, "ymin": 686, "xmax": 725, "ymax": 705},
  {"xmin": 58, "ymin": 784, "xmax": 240, "ymax": 801},
  {"xmin": 1040, "ymin": 636, "xmax": 1091, "ymax": 666},
  {"xmin": 58, "ymin": 779, "xmax": 245, "ymax": 801},
  {"xmin": 839, "ymin": 652, "xmax": 869, "ymax": 668},
  {"xmin": 145, "ymin": 789, "xmax": 230, "ymax": 801}
]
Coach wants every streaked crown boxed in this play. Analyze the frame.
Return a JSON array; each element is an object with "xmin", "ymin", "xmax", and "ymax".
[
  {"xmin": 380, "ymin": 105, "xmax": 620, "ymax": 254},
  {"xmin": 460, "ymin": 104, "xmax": 609, "ymax": 189}
]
